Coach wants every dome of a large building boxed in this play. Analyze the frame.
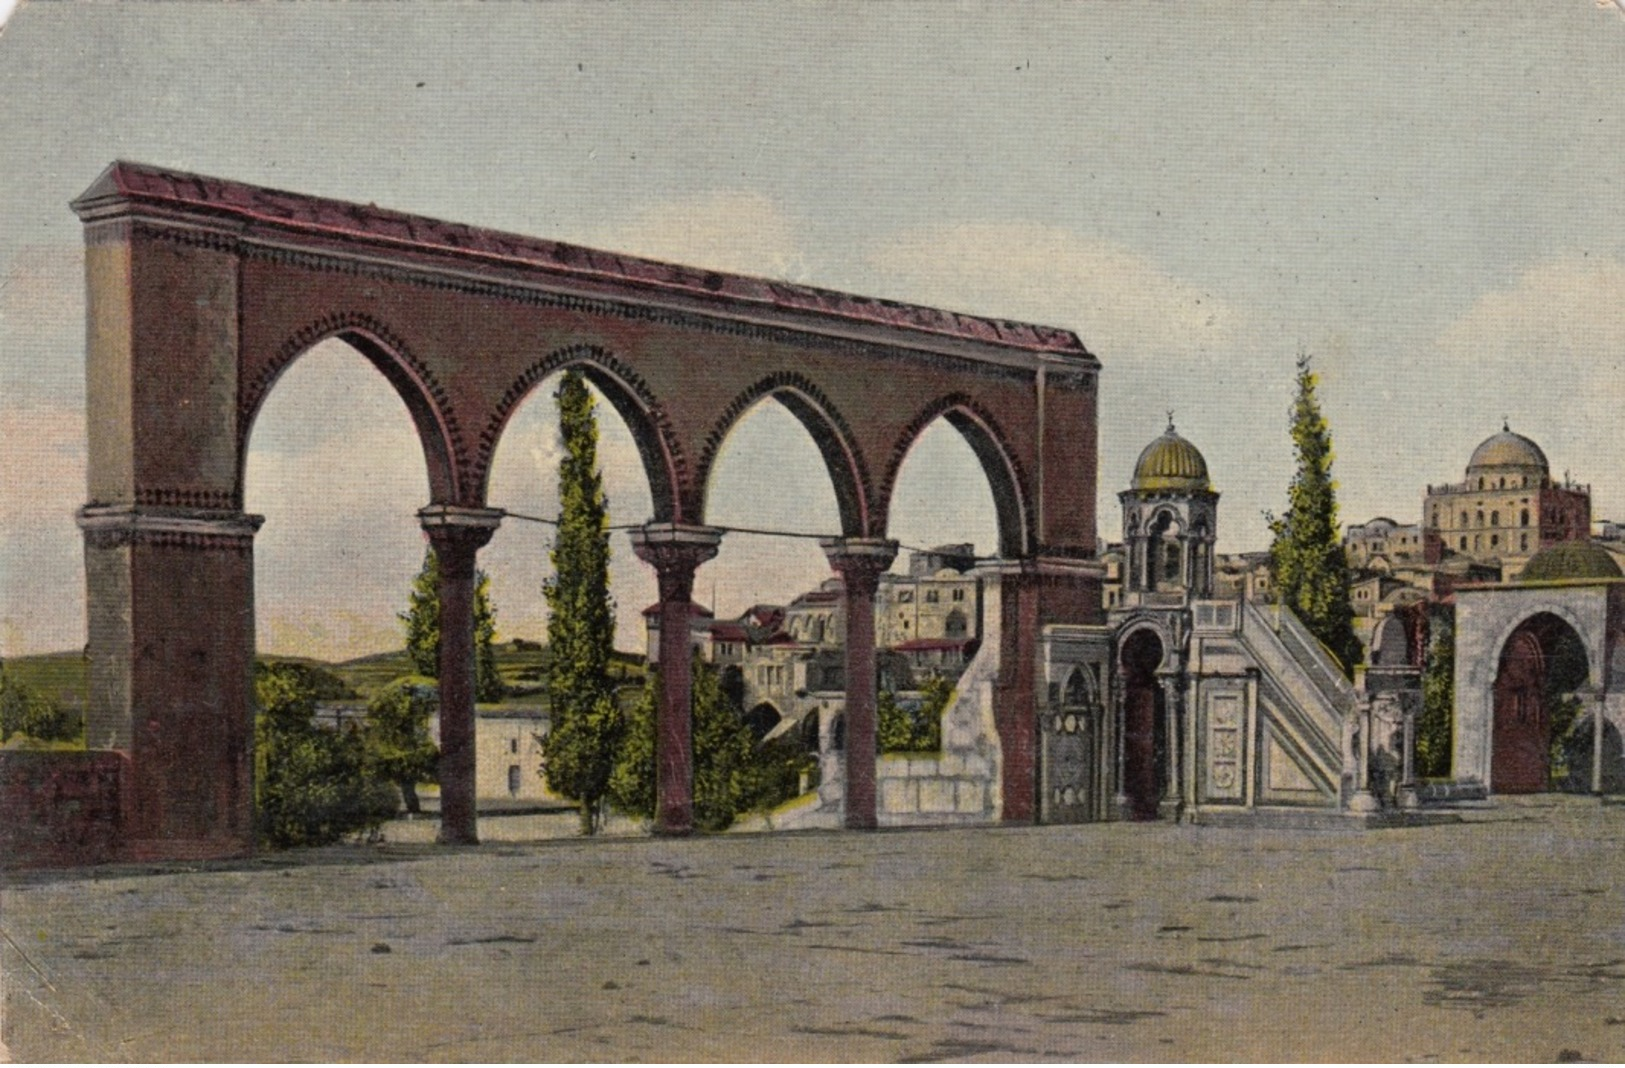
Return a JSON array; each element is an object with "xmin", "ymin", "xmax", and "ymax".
[
  {"xmin": 1131, "ymin": 423, "xmax": 1211, "ymax": 493},
  {"xmin": 1467, "ymin": 425, "xmax": 1549, "ymax": 475},
  {"xmin": 1518, "ymin": 540, "xmax": 1622, "ymax": 584}
]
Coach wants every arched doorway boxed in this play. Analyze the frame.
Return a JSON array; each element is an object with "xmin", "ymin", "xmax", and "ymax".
[
  {"xmin": 1120, "ymin": 628, "xmax": 1167, "ymax": 820},
  {"xmin": 1492, "ymin": 613, "xmax": 1589, "ymax": 793}
]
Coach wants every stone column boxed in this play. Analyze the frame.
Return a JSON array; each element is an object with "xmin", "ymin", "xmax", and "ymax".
[
  {"xmin": 1591, "ymin": 689, "xmax": 1608, "ymax": 797},
  {"xmin": 630, "ymin": 524, "xmax": 724, "ymax": 836},
  {"xmin": 419, "ymin": 505, "xmax": 502, "ymax": 846},
  {"xmin": 1109, "ymin": 670, "xmax": 1130, "ymax": 819},
  {"xmin": 820, "ymin": 537, "xmax": 898, "ymax": 830},
  {"xmin": 1158, "ymin": 673, "xmax": 1184, "ymax": 820},
  {"xmin": 78, "ymin": 505, "xmax": 263, "ymax": 858}
]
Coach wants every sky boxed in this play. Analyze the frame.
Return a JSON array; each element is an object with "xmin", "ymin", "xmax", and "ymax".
[{"xmin": 3, "ymin": 3, "xmax": 1625, "ymax": 660}]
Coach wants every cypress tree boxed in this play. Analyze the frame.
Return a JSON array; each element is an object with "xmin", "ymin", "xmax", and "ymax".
[
  {"xmin": 540, "ymin": 370, "xmax": 622, "ymax": 834},
  {"xmin": 1268, "ymin": 355, "xmax": 1362, "ymax": 677}
]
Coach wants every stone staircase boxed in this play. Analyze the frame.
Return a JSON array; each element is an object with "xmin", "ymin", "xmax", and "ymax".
[
  {"xmin": 1235, "ymin": 599, "xmax": 1353, "ymax": 791},
  {"xmin": 762, "ymin": 627, "xmax": 1005, "ymax": 831}
]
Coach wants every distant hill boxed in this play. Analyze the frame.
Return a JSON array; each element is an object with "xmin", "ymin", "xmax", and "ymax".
[{"xmin": 3, "ymin": 641, "xmax": 647, "ymax": 709}]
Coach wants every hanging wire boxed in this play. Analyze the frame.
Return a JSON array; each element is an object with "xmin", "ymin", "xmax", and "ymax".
[{"xmin": 491, "ymin": 507, "xmax": 995, "ymax": 562}]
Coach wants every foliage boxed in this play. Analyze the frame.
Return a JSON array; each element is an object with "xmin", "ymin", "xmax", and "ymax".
[
  {"xmin": 610, "ymin": 657, "xmax": 810, "ymax": 832},
  {"xmin": 1544, "ymin": 633, "xmax": 1591, "ymax": 784},
  {"xmin": 400, "ymin": 549, "xmax": 506, "ymax": 703},
  {"xmin": 1416, "ymin": 606, "xmax": 1455, "ymax": 779},
  {"xmin": 877, "ymin": 675, "xmax": 952, "ymax": 753},
  {"xmin": 1266, "ymin": 355, "xmax": 1362, "ymax": 677},
  {"xmin": 542, "ymin": 370, "xmax": 621, "ymax": 833},
  {"xmin": 473, "ymin": 570, "xmax": 503, "ymax": 703},
  {"xmin": 265, "ymin": 661, "xmax": 358, "ymax": 701},
  {"xmin": 254, "ymin": 662, "xmax": 396, "ymax": 849},
  {"xmin": 363, "ymin": 678, "xmax": 439, "ymax": 815},
  {"xmin": 606, "ymin": 674, "xmax": 658, "ymax": 822},
  {"xmin": 0, "ymin": 665, "xmax": 81, "ymax": 745}
]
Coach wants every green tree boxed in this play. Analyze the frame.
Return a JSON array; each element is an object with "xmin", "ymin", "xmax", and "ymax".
[
  {"xmin": 1267, "ymin": 355, "xmax": 1362, "ymax": 677},
  {"xmin": 400, "ymin": 549, "xmax": 506, "ymax": 703},
  {"xmin": 606, "ymin": 672, "xmax": 658, "ymax": 822},
  {"xmin": 363, "ymin": 679, "xmax": 439, "ymax": 815},
  {"xmin": 0, "ymin": 666, "xmax": 81, "ymax": 745},
  {"xmin": 541, "ymin": 369, "xmax": 621, "ymax": 834},
  {"xmin": 609, "ymin": 655, "xmax": 778, "ymax": 832},
  {"xmin": 877, "ymin": 675, "xmax": 953, "ymax": 753},
  {"xmin": 1417, "ymin": 606, "xmax": 1455, "ymax": 779},
  {"xmin": 254, "ymin": 662, "xmax": 396, "ymax": 849}
]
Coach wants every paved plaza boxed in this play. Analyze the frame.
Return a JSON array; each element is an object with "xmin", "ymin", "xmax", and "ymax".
[{"xmin": 5, "ymin": 796, "xmax": 1625, "ymax": 1062}]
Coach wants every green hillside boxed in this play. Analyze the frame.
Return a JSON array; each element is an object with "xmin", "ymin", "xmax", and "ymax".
[{"xmin": 4, "ymin": 642, "xmax": 647, "ymax": 710}]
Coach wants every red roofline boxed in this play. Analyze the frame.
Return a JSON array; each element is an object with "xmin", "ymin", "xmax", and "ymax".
[{"xmin": 73, "ymin": 161, "xmax": 1092, "ymax": 362}]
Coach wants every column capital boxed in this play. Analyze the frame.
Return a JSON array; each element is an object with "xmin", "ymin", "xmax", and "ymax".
[
  {"xmin": 418, "ymin": 504, "xmax": 502, "ymax": 554},
  {"xmin": 631, "ymin": 524, "xmax": 723, "ymax": 604},
  {"xmin": 628, "ymin": 523, "xmax": 725, "ymax": 561},
  {"xmin": 819, "ymin": 537, "xmax": 898, "ymax": 590}
]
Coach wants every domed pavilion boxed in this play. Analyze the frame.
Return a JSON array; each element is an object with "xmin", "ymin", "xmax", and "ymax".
[{"xmin": 1422, "ymin": 422, "xmax": 1591, "ymax": 578}]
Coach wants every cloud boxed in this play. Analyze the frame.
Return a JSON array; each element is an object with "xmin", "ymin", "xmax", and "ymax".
[
  {"xmin": 864, "ymin": 222, "xmax": 1247, "ymax": 361},
  {"xmin": 588, "ymin": 190, "xmax": 808, "ymax": 282},
  {"xmin": 0, "ymin": 245, "xmax": 82, "ymax": 338},
  {"xmin": 0, "ymin": 403, "xmax": 87, "ymax": 656}
]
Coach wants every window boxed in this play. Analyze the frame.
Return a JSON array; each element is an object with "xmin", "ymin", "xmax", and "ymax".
[
  {"xmin": 952, "ymin": 588, "xmax": 965, "ymax": 602},
  {"xmin": 1476, "ymin": 510, "xmax": 1484, "ymax": 527},
  {"xmin": 509, "ymin": 737, "xmax": 519, "ymax": 754},
  {"xmin": 1491, "ymin": 534, "xmax": 1499, "ymax": 547},
  {"xmin": 1521, "ymin": 534, "xmax": 1529, "ymax": 551},
  {"xmin": 1521, "ymin": 509, "xmax": 1529, "ymax": 527},
  {"xmin": 925, "ymin": 590, "xmax": 940, "ymax": 604},
  {"xmin": 1461, "ymin": 511, "xmax": 1469, "ymax": 527},
  {"xmin": 1491, "ymin": 511, "xmax": 1499, "ymax": 527},
  {"xmin": 1460, "ymin": 536, "xmax": 1468, "ymax": 550},
  {"xmin": 508, "ymin": 765, "xmax": 521, "ymax": 796}
]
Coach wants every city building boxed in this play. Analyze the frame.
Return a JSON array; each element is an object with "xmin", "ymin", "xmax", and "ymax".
[{"xmin": 1422, "ymin": 424, "xmax": 1590, "ymax": 579}]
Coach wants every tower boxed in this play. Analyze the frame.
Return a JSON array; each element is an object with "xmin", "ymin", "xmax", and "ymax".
[{"xmin": 1119, "ymin": 420, "xmax": 1219, "ymax": 603}]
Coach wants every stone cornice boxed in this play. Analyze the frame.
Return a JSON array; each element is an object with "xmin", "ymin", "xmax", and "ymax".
[
  {"xmin": 78, "ymin": 504, "xmax": 264, "ymax": 551},
  {"xmin": 73, "ymin": 161, "xmax": 1095, "ymax": 376}
]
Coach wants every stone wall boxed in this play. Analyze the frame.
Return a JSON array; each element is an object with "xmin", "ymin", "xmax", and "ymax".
[{"xmin": 0, "ymin": 750, "xmax": 126, "ymax": 869}]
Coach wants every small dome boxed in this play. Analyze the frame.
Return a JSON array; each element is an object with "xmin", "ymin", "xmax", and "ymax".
[
  {"xmin": 1468, "ymin": 425, "xmax": 1549, "ymax": 475},
  {"xmin": 1131, "ymin": 423, "xmax": 1211, "ymax": 493},
  {"xmin": 1518, "ymin": 540, "xmax": 1623, "ymax": 584}
]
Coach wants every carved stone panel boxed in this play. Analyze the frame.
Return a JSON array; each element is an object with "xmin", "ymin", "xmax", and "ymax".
[{"xmin": 1203, "ymin": 691, "xmax": 1246, "ymax": 802}]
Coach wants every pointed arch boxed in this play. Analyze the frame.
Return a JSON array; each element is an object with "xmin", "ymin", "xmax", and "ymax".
[
  {"xmin": 696, "ymin": 372, "xmax": 872, "ymax": 536},
  {"xmin": 476, "ymin": 344, "xmax": 684, "ymax": 522},
  {"xmin": 884, "ymin": 393, "xmax": 1033, "ymax": 559},
  {"xmin": 239, "ymin": 313, "xmax": 461, "ymax": 505}
]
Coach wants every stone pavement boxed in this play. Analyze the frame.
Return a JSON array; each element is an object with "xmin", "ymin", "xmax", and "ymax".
[{"xmin": 4, "ymin": 796, "xmax": 1625, "ymax": 1062}]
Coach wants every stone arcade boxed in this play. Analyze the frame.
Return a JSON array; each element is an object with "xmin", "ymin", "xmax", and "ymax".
[{"xmin": 63, "ymin": 162, "xmax": 1103, "ymax": 861}]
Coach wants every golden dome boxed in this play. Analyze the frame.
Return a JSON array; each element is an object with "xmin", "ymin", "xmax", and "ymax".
[
  {"xmin": 1468, "ymin": 425, "xmax": 1549, "ymax": 475},
  {"xmin": 1131, "ymin": 423, "xmax": 1211, "ymax": 493},
  {"xmin": 1518, "ymin": 540, "xmax": 1622, "ymax": 584}
]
